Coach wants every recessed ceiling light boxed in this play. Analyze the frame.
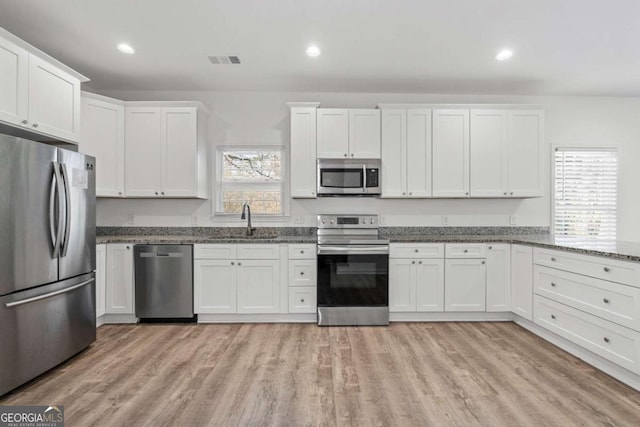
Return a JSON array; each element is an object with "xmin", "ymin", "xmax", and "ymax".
[
  {"xmin": 496, "ymin": 49, "xmax": 513, "ymax": 61},
  {"xmin": 117, "ymin": 43, "xmax": 135, "ymax": 54},
  {"xmin": 306, "ymin": 45, "xmax": 321, "ymax": 57}
]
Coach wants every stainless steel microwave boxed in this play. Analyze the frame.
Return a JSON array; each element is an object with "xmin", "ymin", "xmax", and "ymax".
[{"xmin": 317, "ymin": 159, "xmax": 381, "ymax": 196}]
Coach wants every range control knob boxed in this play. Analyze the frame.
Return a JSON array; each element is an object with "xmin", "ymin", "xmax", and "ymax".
[
  {"xmin": 330, "ymin": 220, "xmax": 335, "ymax": 224},
  {"xmin": 370, "ymin": 219, "xmax": 375, "ymax": 224},
  {"xmin": 321, "ymin": 218, "xmax": 326, "ymax": 224}
]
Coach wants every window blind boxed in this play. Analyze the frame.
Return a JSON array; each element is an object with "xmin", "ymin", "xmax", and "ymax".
[{"xmin": 554, "ymin": 149, "xmax": 617, "ymax": 239}]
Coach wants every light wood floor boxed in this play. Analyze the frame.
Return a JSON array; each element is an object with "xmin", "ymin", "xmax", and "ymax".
[{"xmin": 2, "ymin": 322, "xmax": 640, "ymax": 426}]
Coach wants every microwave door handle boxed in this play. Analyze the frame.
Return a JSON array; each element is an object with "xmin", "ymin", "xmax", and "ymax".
[{"xmin": 363, "ymin": 165, "xmax": 367, "ymax": 193}]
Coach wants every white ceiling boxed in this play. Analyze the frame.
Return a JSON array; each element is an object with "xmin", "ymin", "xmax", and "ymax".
[{"xmin": 1, "ymin": 0, "xmax": 640, "ymax": 95}]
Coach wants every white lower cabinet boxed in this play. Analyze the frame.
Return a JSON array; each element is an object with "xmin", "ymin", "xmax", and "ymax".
[
  {"xmin": 486, "ymin": 244, "xmax": 511, "ymax": 312},
  {"xmin": 389, "ymin": 259, "xmax": 417, "ymax": 312},
  {"xmin": 416, "ymin": 260, "xmax": 445, "ymax": 311},
  {"xmin": 444, "ymin": 259, "xmax": 486, "ymax": 312},
  {"xmin": 289, "ymin": 287, "xmax": 317, "ymax": 313},
  {"xmin": 287, "ymin": 244, "xmax": 317, "ymax": 313},
  {"xmin": 194, "ymin": 244, "xmax": 281, "ymax": 315},
  {"xmin": 511, "ymin": 245, "xmax": 533, "ymax": 320},
  {"xmin": 105, "ymin": 244, "xmax": 134, "ymax": 315},
  {"xmin": 95, "ymin": 244, "xmax": 106, "ymax": 319}
]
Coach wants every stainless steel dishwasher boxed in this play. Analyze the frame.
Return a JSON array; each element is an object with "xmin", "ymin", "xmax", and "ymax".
[{"xmin": 134, "ymin": 244, "xmax": 194, "ymax": 320}]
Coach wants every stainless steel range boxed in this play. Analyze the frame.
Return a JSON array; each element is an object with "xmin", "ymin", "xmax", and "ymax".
[{"xmin": 316, "ymin": 214, "xmax": 389, "ymax": 326}]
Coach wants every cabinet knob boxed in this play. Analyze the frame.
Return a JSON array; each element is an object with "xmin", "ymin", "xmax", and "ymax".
[
  {"xmin": 604, "ymin": 267, "xmax": 611, "ymax": 272},
  {"xmin": 126, "ymin": 246, "xmax": 130, "ymax": 250},
  {"xmin": 604, "ymin": 337, "xmax": 610, "ymax": 343},
  {"xmin": 418, "ymin": 261, "xmax": 422, "ymax": 264},
  {"xmin": 504, "ymin": 192, "xmax": 507, "ymax": 196},
  {"xmin": 510, "ymin": 192, "xmax": 514, "ymax": 195},
  {"xmin": 402, "ymin": 192, "xmax": 406, "ymax": 195},
  {"xmin": 412, "ymin": 261, "xmax": 415, "ymax": 264},
  {"xmin": 465, "ymin": 192, "xmax": 469, "ymax": 196},
  {"xmin": 300, "ymin": 271, "xmax": 304, "ymax": 276},
  {"xmin": 118, "ymin": 192, "xmax": 122, "ymax": 195},
  {"xmin": 551, "ymin": 314, "xmax": 556, "ymax": 319},
  {"xmin": 21, "ymin": 120, "xmax": 28, "ymax": 125},
  {"xmin": 603, "ymin": 298, "xmax": 610, "ymax": 304},
  {"xmin": 231, "ymin": 262, "xmax": 235, "ymax": 265},
  {"xmin": 161, "ymin": 192, "xmax": 165, "ymax": 196},
  {"xmin": 301, "ymin": 250, "xmax": 305, "ymax": 254},
  {"xmin": 155, "ymin": 192, "xmax": 159, "ymax": 195},
  {"xmin": 481, "ymin": 261, "xmax": 485, "ymax": 265},
  {"xmin": 409, "ymin": 192, "xmax": 412, "ymax": 195},
  {"xmin": 488, "ymin": 246, "xmax": 492, "ymax": 250},
  {"xmin": 464, "ymin": 249, "xmax": 468, "ymax": 253},
  {"xmin": 301, "ymin": 299, "xmax": 305, "ymax": 303},
  {"xmin": 350, "ymin": 153, "xmax": 354, "ymax": 157},
  {"xmin": 238, "ymin": 262, "xmax": 242, "ymax": 266},
  {"xmin": 344, "ymin": 153, "xmax": 347, "ymax": 157},
  {"xmin": 414, "ymin": 249, "xmax": 419, "ymax": 253},
  {"xmin": 32, "ymin": 123, "xmax": 39, "ymax": 128},
  {"xmin": 551, "ymin": 282, "xmax": 556, "ymax": 287},
  {"xmin": 311, "ymin": 192, "xmax": 315, "ymax": 195},
  {"xmin": 550, "ymin": 257, "xmax": 556, "ymax": 262}
]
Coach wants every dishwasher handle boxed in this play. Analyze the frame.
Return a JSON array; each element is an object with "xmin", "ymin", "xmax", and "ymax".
[{"xmin": 139, "ymin": 252, "xmax": 186, "ymax": 258}]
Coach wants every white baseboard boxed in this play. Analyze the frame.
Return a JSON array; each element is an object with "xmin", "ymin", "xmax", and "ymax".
[
  {"xmin": 96, "ymin": 315, "xmax": 105, "ymax": 327},
  {"xmin": 101, "ymin": 314, "xmax": 138, "ymax": 324},
  {"xmin": 197, "ymin": 313, "xmax": 317, "ymax": 323},
  {"xmin": 390, "ymin": 311, "xmax": 513, "ymax": 322},
  {"xmin": 514, "ymin": 316, "xmax": 640, "ymax": 391}
]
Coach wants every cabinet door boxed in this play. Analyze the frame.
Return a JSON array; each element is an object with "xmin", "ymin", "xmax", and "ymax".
[
  {"xmin": 0, "ymin": 36, "xmax": 28, "ymax": 126},
  {"xmin": 317, "ymin": 108, "xmax": 349, "ymax": 159},
  {"xmin": 389, "ymin": 259, "xmax": 416, "ymax": 312},
  {"xmin": 470, "ymin": 110, "xmax": 507, "ymax": 197},
  {"xmin": 290, "ymin": 107, "xmax": 318, "ymax": 198},
  {"xmin": 349, "ymin": 109, "xmax": 380, "ymax": 158},
  {"xmin": 507, "ymin": 111, "xmax": 544, "ymax": 197},
  {"xmin": 432, "ymin": 109, "xmax": 470, "ymax": 197},
  {"xmin": 486, "ymin": 244, "xmax": 511, "ymax": 312},
  {"xmin": 194, "ymin": 260, "xmax": 237, "ymax": 314},
  {"xmin": 162, "ymin": 108, "xmax": 198, "ymax": 197},
  {"xmin": 125, "ymin": 108, "xmax": 162, "ymax": 197},
  {"xmin": 380, "ymin": 109, "xmax": 406, "ymax": 197},
  {"xmin": 105, "ymin": 244, "xmax": 134, "ymax": 314},
  {"xmin": 511, "ymin": 245, "xmax": 533, "ymax": 320},
  {"xmin": 237, "ymin": 260, "xmax": 280, "ymax": 313},
  {"xmin": 445, "ymin": 259, "xmax": 486, "ymax": 312},
  {"xmin": 28, "ymin": 55, "xmax": 81, "ymax": 142},
  {"xmin": 81, "ymin": 96, "xmax": 125, "ymax": 197},
  {"xmin": 406, "ymin": 108, "xmax": 432, "ymax": 197},
  {"xmin": 96, "ymin": 244, "xmax": 107, "ymax": 318},
  {"xmin": 416, "ymin": 259, "xmax": 444, "ymax": 312}
]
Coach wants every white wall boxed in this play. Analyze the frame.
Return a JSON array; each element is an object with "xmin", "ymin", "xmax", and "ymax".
[{"xmin": 94, "ymin": 90, "xmax": 640, "ymax": 241}]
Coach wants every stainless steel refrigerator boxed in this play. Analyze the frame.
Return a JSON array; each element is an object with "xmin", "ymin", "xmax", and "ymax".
[{"xmin": 0, "ymin": 134, "xmax": 96, "ymax": 396}]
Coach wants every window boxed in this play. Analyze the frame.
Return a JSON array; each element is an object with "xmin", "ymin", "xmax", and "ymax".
[
  {"xmin": 554, "ymin": 148, "xmax": 617, "ymax": 239},
  {"xmin": 215, "ymin": 147, "xmax": 286, "ymax": 216}
]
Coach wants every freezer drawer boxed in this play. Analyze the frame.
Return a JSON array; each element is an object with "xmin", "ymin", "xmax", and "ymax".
[
  {"xmin": 0, "ymin": 273, "xmax": 96, "ymax": 397},
  {"xmin": 134, "ymin": 245, "xmax": 194, "ymax": 319}
]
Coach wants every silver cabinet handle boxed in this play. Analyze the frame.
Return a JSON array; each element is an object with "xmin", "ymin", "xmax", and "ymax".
[
  {"xmin": 604, "ymin": 267, "xmax": 611, "ymax": 272},
  {"xmin": 603, "ymin": 298, "xmax": 610, "ymax": 304},
  {"xmin": 6, "ymin": 278, "xmax": 95, "ymax": 308},
  {"xmin": 604, "ymin": 337, "xmax": 610, "ymax": 343}
]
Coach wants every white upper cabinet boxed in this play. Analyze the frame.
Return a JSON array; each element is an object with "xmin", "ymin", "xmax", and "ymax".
[
  {"xmin": 507, "ymin": 110, "xmax": 544, "ymax": 197},
  {"xmin": 288, "ymin": 103, "xmax": 319, "ymax": 198},
  {"xmin": 381, "ymin": 107, "xmax": 432, "ymax": 198},
  {"xmin": 0, "ymin": 29, "xmax": 86, "ymax": 143},
  {"xmin": 317, "ymin": 108, "xmax": 380, "ymax": 159},
  {"xmin": 470, "ymin": 110, "xmax": 508, "ymax": 197},
  {"xmin": 124, "ymin": 103, "xmax": 208, "ymax": 198},
  {"xmin": 0, "ymin": 36, "xmax": 28, "ymax": 126},
  {"xmin": 349, "ymin": 109, "xmax": 381, "ymax": 158},
  {"xmin": 432, "ymin": 109, "xmax": 470, "ymax": 197},
  {"xmin": 470, "ymin": 109, "xmax": 544, "ymax": 198},
  {"xmin": 80, "ymin": 93, "xmax": 125, "ymax": 197}
]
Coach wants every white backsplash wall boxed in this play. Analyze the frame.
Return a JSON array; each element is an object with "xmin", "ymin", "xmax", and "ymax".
[{"xmin": 95, "ymin": 90, "xmax": 640, "ymax": 241}]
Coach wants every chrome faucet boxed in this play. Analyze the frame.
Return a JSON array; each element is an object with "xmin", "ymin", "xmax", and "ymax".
[{"xmin": 241, "ymin": 203, "xmax": 256, "ymax": 236}]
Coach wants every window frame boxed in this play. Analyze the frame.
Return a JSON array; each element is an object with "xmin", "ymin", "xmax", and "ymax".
[
  {"xmin": 551, "ymin": 145, "xmax": 618, "ymax": 240},
  {"xmin": 212, "ymin": 145, "xmax": 289, "ymax": 220}
]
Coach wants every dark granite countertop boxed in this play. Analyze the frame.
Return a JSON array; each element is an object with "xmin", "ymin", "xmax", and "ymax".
[{"xmin": 96, "ymin": 235, "xmax": 318, "ymax": 245}]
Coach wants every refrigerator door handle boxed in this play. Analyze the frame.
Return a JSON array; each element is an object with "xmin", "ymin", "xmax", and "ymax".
[
  {"xmin": 60, "ymin": 163, "xmax": 72, "ymax": 257},
  {"xmin": 49, "ymin": 162, "xmax": 63, "ymax": 258},
  {"xmin": 5, "ymin": 278, "xmax": 95, "ymax": 308}
]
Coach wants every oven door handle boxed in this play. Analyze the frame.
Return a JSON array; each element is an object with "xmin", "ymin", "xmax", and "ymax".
[{"xmin": 317, "ymin": 245, "xmax": 389, "ymax": 255}]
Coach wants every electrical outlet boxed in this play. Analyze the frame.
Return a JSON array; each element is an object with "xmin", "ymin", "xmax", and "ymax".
[
  {"xmin": 442, "ymin": 215, "xmax": 448, "ymax": 225},
  {"xmin": 510, "ymin": 215, "xmax": 517, "ymax": 225},
  {"xmin": 191, "ymin": 216, "xmax": 198, "ymax": 226},
  {"xmin": 293, "ymin": 216, "xmax": 304, "ymax": 224},
  {"xmin": 379, "ymin": 215, "xmax": 386, "ymax": 225},
  {"xmin": 127, "ymin": 214, "xmax": 135, "ymax": 225}
]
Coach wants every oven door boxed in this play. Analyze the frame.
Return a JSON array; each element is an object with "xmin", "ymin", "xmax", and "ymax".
[{"xmin": 317, "ymin": 245, "xmax": 389, "ymax": 307}]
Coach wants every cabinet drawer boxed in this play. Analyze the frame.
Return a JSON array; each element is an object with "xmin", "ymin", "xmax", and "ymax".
[
  {"xmin": 534, "ymin": 265, "xmax": 640, "ymax": 332},
  {"xmin": 445, "ymin": 243, "xmax": 487, "ymax": 258},
  {"xmin": 288, "ymin": 244, "xmax": 316, "ymax": 260},
  {"xmin": 534, "ymin": 248, "xmax": 640, "ymax": 287},
  {"xmin": 236, "ymin": 244, "xmax": 280, "ymax": 260},
  {"xmin": 390, "ymin": 243, "xmax": 444, "ymax": 259},
  {"xmin": 288, "ymin": 287, "xmax": 317, "ymax": 313},
  {"xmin": 288, "ymin": 259, "xmax": 317, "ymax": 287},
  {"xmin": 534, "ymin": 295, "xmax": 640, "ymax": 375},
  {"xmin": 194, "ymin": 244, "xmax": 236, "ymax": 260}
]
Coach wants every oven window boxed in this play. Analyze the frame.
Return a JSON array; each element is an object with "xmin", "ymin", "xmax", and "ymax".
[
  {"xmin": 320, "ymin": 169, "xmax": 363, "ymax": 188},
  {"xmin": 317, "ymin": 254, "xmax": 388, "ymax": 306}
]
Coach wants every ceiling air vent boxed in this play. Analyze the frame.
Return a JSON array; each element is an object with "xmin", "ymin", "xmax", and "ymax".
[{"xmin": 208, "ymin": 56, "xmax": 241, "ymax": 65}]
